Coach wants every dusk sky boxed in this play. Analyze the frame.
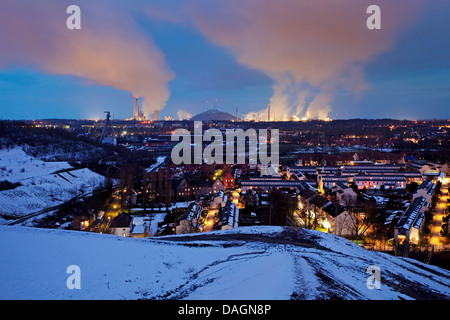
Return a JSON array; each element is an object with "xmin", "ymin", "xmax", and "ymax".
[{"xmin": 0, "ymin": 0, "xmax": 449, "ymax": 120}]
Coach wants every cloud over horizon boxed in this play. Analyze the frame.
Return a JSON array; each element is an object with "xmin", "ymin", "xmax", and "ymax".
[
  {"xmin": 2, "ymin": 1, "xmax": 442, "ymax": 120},
  {"xmin": 140, "ymin": 0, "xmax": 418, "ymax": 120},
  {"xmin": 0, "ymin": 0, "xmax": 174, "ymax": 117},
  {"xmin": 181, "ymin": 0, "xmax": 422, "ymax": 120}
]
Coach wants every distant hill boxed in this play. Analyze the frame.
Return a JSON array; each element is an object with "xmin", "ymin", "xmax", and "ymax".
[{"xmin": 191, "ymin": 108, "xmax": 236, "ymax": 121}]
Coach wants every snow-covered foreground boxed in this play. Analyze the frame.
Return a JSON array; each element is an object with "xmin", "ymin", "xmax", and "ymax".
[
  {"xmin": 0, "ymin": 147, "xmax": 104, "ymax": 221},
  {"xmin": 1, "ymin": 225, "xmax": 449, "ymax": 300}
]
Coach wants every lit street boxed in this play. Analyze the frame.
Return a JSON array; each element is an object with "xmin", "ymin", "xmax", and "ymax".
[
  {"xmin": 98, "ymin": 190, "xmax": 123, "ymax": 233},
  {"xmin": 204, "ymin": 208, "xmax": 218, "ymax": 232},
  {"xmin": 430, "ymin": 180, "xmax": 449, "ymax": 246}
]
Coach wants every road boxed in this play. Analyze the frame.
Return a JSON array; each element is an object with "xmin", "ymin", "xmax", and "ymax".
[
  {"xmin": 231, "ymin": 191, "xmax": 243, "ymax": 208},
  {"xmin": 97, "ymin": 190, "xmax": 123, "ymax": 233},
  {"xmin": 203, "ymin": 208, "xmax": 218, "ymax": 232},
  {"xmin": 429, "ymin": 179, "xmax": 449, "ymax": 246}
]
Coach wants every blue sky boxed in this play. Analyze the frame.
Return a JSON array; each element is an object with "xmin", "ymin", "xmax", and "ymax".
[{"xmin": 0, "ymin": 1, "xmax": 449, "ymax": 120}]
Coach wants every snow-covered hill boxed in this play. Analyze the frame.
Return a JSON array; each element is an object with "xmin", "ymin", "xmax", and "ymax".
[
  {"xmin": 1, "ymin": 225, "xmax": 449, "ymax": 300},
  {"xmin": 0, "ymin": 147, "xmax": 104, "ymax": 221}
]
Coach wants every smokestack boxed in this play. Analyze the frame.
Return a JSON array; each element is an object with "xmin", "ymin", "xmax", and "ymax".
[
  {"xmin": 133, "ymin": 96, "xmax": 139, "ymax": 120},
  {"xmin": 138, "ymin": 98, "xmax": 143, "ymax": 120},
  {"xmin": 153, "ymin": 109, "xmax": 160, "ymax": 121},
  {"xmin": 236, "ymin": 107, "xmax": 238, "ymax": 122},
  {"xmin": 268, "ymin": 104, "xmax": 270, "ymax": 122}
]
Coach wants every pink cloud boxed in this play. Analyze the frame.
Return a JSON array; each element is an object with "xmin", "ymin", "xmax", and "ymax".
[
  {"xmin": 187, "ymin": 0, "xmax": 422, "ymax": 119},
  {"xmin": 0, "ymin": 0, "xmax": 174, "ymax": 116}
]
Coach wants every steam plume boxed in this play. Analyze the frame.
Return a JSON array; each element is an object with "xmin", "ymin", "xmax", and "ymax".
[
  {"xmin": 0, "ymin": 0, "xmax": 174, "ymax": 117},
  {"xmin": 187, "ymin": 0, "xmax": 421, "ymax": 120}
]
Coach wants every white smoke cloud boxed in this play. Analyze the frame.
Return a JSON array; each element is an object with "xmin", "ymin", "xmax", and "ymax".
[
  {"xmin": 177, "ymin": 109, "xmax": 192, "ymax": 120},
  {"xmin": 0, "ymin": 0, "xmax": 174, "ymax": 117},
  {"xmin": 185, "ymin": 0, "xmax": 421, "ymax": 120}
]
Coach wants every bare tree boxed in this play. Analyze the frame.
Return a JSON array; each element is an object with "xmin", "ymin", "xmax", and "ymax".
[
  {"xmin": 340, "ymin": 193, "xmax": 377, "ymax": 239},
  {"xmin": 298, "ymin": 201, "xmax": 318, "ymax": 230},
  {"xmin": 347, "ymin": 201, "xmax": 378, "ymax": 239}
]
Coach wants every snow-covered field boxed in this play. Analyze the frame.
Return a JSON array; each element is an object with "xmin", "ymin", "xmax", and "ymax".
[
  {"xmin": 0, "ymin": 225, "xmax": 449, "ymax": 300},
  {"xmin": 0, "ymin": 147, "xmax": 105, "ymax": 221}
]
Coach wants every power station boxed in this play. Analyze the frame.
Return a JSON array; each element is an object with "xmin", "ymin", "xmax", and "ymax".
[{"xmin": 133, "ymin": 96, "xmax": 145, "ymax": 121}]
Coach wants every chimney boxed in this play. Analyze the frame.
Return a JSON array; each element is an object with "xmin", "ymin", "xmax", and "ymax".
[
  {"xmin": 268, "ymin": 104, "xmax": 270, "ymax": 122},
  {"xmin": 153, "ymin": 109, "xmax": 160, "ymax": 121},
  {"xmin": 133, "ymin": 96, "xmax": 139, "ymax": 120}
]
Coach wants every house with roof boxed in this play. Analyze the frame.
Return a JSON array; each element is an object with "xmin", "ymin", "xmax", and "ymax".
[
  {"xmin": 413, "ymin": 180, "xmax": 435, "ymax": 204},
  {"xmin": 423, "ymin": 170, "xmax": 442, "ymax": 182},
  {"xmin": 210, "ymin": 191, "xmax": 227, "ymax": 209},
  {"xmin": 212, "ymin": 178, "xmax": 224, "ymax": 194},
  {"xmin": 240, "ymin": 178, "xmax": 311, "ymax": 193},
  {"xmin": 109, "ymin": 212, "xmax": 133, "ymax": 237},
  {"xmin": 175, "ymin": 202, "xmax": 203, "ymax": 234},
  {"xmin": 331, "ymin": 182, "xmax": 357, "ymax": 207},
  {"xmin": 394, "ymin": 196, "xmax": 427, "ymax": 256},
  {"xmin": 318, "ymin": 175, "xmax": 349, "ymax": 193},
  {"xmin": 298, "ymin": 188, "xmax": 319, "ymax": 203},
  {"xmin": 298, "ymin": 187, "xmax": 354, "ymax": 236},
  {"xmin": 175, "ymin": 178, "xmax": 192, "ymax": 199},
  {"xmin": 131, "ymin": 216, "xmax": 151, "ymax": 238},
  {"xmin": 216, "ymin": 201, "xmax": 239, "ymax": 230},
  {"xmin": 72, "ymin": 213, "xmax": 91, "ymax": 231},
  {"xmin": 309, "ymin": 194, "xmax": 332, "ymax": 214},
  {"xmin": 222, "ymin": 171, "xmax": 235, "ymax": 190},
  {"xmin": 175, "ymin": 177, "xmax": 224, "ymax": 200},
  {"xmin": 353, "ymin": 175, "xmax": 406, "ymax": 190}
]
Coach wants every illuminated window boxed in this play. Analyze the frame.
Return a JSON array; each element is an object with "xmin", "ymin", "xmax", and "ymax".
[{"xmin": 398, "ymin": 235, "xmax": 406, "ymax": 245}]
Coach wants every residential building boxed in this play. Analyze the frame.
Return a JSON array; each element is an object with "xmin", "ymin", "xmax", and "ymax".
[
  {"xmin": 413, "ymin": 180, "xmax": 435, "ymax": 204},
  {"xmin": 109, "ymin": 213, "xmax": 133, "ymax": 237},
  {"xmin": 216, "ymin": 201, "xmax": 239, "ymax": 230},
  {"xmin": 210, "ymin": 191, "xmax": 227, "ymax": 209},
  {"xmin": 331, "ymin": 182, "xmax": 357, "ymax": 207},
  {"xmin": 395, "ymin": 196, "xmax": 427, "ymax": 256},
  {"xmin": 131, "ymin": 216, "xmax": 149, "ymax": 238},
  {"xmin": 175, "ymin": 177, "xmax": 223, "ymax": 199},
  {"xmin": 287, "ymin": 165, "xmax": 339, "ymax": 178},
  {"xmin": 212, "ymin": 178, "xmax": 224, "ymax": 194},
  {"xmin": 318, "ymin": 175, "xmax": 349, "ymax": 192},
  {"xmin": 241, "ymin": 179, "xmax": 311, "ymax": 193},
  {"xmin": 72, "ymin": 213, "xmax": 91, "ymax": 231},
  {"xmin": 342, "ymin": 164, "xmax": 406, "ymax": 173},
  {"xmin": 175, "ymin": 202, "xmax": 203, "ymax": 234},
  {"xmin": 353, "ymin": 175, "xmax": 406, "ymax": 190},
  {"xmin": 333, "ymin": 210, "xmax": 357, "ymax": 237},
  {"xmin": 222, "ymin": 172, "xmax": 235, "ymax": 190}
]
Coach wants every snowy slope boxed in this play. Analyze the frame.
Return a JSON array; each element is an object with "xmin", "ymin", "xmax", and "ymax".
[
  {"xmin": 0, "ymin": 147, "xmax": 104, "ymax": 220},
  {"xmin": 0, "ymin": 225, "xmax": 449, "ymax": 300}
]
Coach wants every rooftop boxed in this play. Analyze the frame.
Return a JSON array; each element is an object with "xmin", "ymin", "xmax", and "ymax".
[
  {"xmin": 309, "ymin": 194, "xmax": 331, "ymax": 208},
  {"xmin": 354, "ymin": 175, "xmax": 407, "ymax": 181},
  {"xmin": 396, "ymin": 197, "xmax": 426, "ymax": 231},
  {"xmin": 110, "ymin": 213, "xmax": 132, "ymax": 228}
]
